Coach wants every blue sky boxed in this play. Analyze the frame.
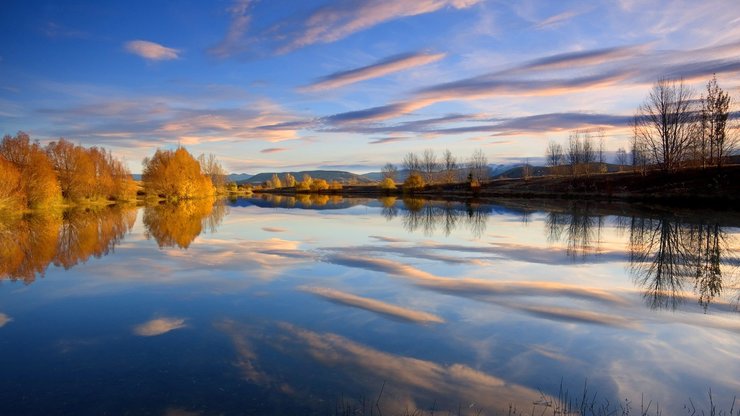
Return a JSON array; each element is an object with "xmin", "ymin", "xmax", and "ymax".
[{"xmin": 1, "ymin": 0, "xmax": 739, "ymax": 173}]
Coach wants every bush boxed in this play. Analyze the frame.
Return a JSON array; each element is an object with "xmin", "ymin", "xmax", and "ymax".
[
  {"xmin": 378, "ymin": 177, "xmax": 396, "ymax": 190},
  {"xmin": 403, "ymin": 172, "xmax": 425, "ymax": 191}
]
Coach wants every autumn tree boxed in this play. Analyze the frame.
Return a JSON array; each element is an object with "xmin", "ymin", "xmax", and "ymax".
[
  {"xmin": 0, "ymin": 157, "xmax": 24, "ymax": 213},
  {"xmin": 284, "ymin": 173, "xmax": 296, "ymax": 187},
  {"xmin": 403, "ymin": 172, "xmax": 425, "ymax": 192},
  {"xmin": 310, "ymin": 178, "xmax": 329, "ymax": 191},
  {"xmin": 45, "ymin": 139, "xmax": 93, "ymax": 200},
  {"xmin": 271, "ymin": 173, "xmax": 282, "ymax": 189},
  {"xmin": 296, "ymin": 174, "xmax": 313, "ymax": 191},
  {"xmin": 142, "ymin": 147, "xmax": 214, "ymax": 200},
  {"xmin": 0, "ymin": 132, "xmax": 61, "ymax": 208}
]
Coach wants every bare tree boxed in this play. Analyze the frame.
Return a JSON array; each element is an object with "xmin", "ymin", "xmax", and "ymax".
[
  {"xmin": 700, "ymin": 75, "xmax": 734, "ymax": 167},
  {"xmin": 615, "ymin": 147, "xmax": 628, "ymax": 170},
  {"xmin": 545, "ymin": 140, "xmax": 563, "ymax": 175},
  {"xmin": 403, "ymin": 152, "xmax": 421, "ymax": 174},
  {"xmin": 442, "ymin": 149, "xmax": 458, "ymax": 184},
  {"xmin": 522, "ymin": 158, "xmax": 531, "ymax": 180},
  {"xmin": 421, "ymin": 148, "xmax": 439, "ymax": 184},
  {"xmin": 467, "ymin": 149, "xmax": 489, "ymax": 182},
  {"xmin": 567, "ymin": 131, "xmax": 583, "ymax": 176},
  {"xmin": 381, "ymin": 163, "xmax": 398, "ymax": 182},
  {"xmin": 581, "ymin": 132, "xmax": 595, "ymax": 175},
  {"xmin": 635, "ymin": 78, "xmax": 696, "ymax": 171}
]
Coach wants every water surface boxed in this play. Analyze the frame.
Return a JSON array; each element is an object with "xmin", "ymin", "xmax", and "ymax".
[{"xmin": 1, "ymin": 196, "xmax": 738, "ymax": 415}]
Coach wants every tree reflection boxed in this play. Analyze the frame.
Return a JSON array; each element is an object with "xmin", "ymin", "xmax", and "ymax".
[
  {"xmin": 399, "ymin": 198, "xmax": 488, "ymax": 238},
  {"xmin": 0, "ymin": 205, "xmax": 136, "ymax": 283},
  {"xmin": 628, "ymin": 216, "xmax": 735, "ymax": 311},
  {"xmin": 143, "ymin": 198, "xmax": 227, "ymax": 249},
  {"xmin": 545, "ymin": 204, "xmax": 605, "ymax": 258}
]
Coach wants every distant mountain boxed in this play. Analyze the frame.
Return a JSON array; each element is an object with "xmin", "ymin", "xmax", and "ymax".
[
  {"xmin": 227, "ymin": 173, "xmax": 252, "ymax": 182},
  {"xmin": 240, "ymin": 170, "xmax": 374, "ymax": 185},
  {"xmin": 131, "ymin": 173, "xmax": 252, "ymax": 182}
]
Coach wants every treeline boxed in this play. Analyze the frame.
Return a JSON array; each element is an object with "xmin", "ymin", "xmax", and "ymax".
[
  {"xmin": 379, "ymin": 148, "xmax": 490, "ymax": 191},
  {"xmin": 0, "ymin": 132, "xmax": 136, "ymax": 212},
  {"xmin": 258, "ymin": 173, "xmax": 343, "ymax": 192},
  {"xmin": 545, "ymin": 75, "xmax": 738, "ymax": 176}
]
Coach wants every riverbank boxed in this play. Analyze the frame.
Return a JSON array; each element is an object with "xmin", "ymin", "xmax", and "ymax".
[{"xmin": 254, "ymin": 165, "xmax": 740, "ymax": 207}]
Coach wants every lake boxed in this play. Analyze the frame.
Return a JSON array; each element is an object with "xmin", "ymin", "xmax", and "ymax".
[{"xmin": 1, "ymin": 196, "xmax": 738, "ymax": 415}]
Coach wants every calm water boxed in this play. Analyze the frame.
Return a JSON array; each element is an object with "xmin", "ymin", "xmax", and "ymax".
[{"xmin": 1, "ymin": 196, "xmax": 738, "ymax": 415}]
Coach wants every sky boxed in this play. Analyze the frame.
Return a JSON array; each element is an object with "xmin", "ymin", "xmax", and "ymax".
[{"xmin": 1, "ymin": 0, "xmax": 740, "ymax": 174}]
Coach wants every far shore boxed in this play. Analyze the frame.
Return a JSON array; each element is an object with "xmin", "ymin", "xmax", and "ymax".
[{"xmin": 250, "ymin": 165, "xmax": 740, "ymax": 207}]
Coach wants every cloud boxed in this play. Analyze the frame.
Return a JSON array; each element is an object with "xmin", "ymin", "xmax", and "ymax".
[
  {"xmin": 208, "ymin": 0, "xmax": 253, "ymax": 58},
  {"xmin": 133, "ymin": 317, "xmax": 187, "ymax": 336},
  {"xmin": 260, "ymin": 147, "xmax": 288, "ymax": 154},
  {"xmin": 261, "ymin": 227, "xmax": 287, "ymax": 233},
  {"xmin": 369, "ymin": 136, "xmax": 413, "ymax": 144},
  {"xmin": 534, "ymin": 10, "xmax": 582, "ymax": 29},
  {"xmin": 301, "ymin": 286, "xmax": 445, "ymax": 324},
  {"xmin": 124, "ymin": 40, "xmax": 180, "ymax": 61},
  {"xmin": 301, "ymin": 52, "xmax": 446, "ymax": 92},
  {"xmin": 0, "ymin": 313, "xmax": 11, "ymax": 328},
  {"xmin": 211, "ymin": 0, "xmax": 480, "ymax": 57}
]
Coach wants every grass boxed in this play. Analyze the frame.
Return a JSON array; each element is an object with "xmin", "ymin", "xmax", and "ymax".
[{"xmin": 330, "ymin": 381, "xmax": 738, "ymax": 416}]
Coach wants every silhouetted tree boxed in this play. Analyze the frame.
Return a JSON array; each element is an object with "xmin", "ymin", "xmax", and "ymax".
[{"xmin": 634, "ymin": 78, "xmax": 695, "ymax": 171}]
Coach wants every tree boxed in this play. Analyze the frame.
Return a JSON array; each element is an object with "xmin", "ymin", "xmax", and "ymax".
[
  {"xmin": 403, "ymin": 152, "xmax": 421, "ymax": 174},
  {"xmin": 45, "ymin": 139, "xmax": 95, "ymax": 200},
  {"xmin": 142, "ymin": 147, "xmax": 214, "ymax": 199},
  {"xmin": 403, "ymin": 172, "xmax": 425, "ymax": 191},
  {"xmin": 567, "ymin": 132, "xmax": 582, "ymax": 176},
  {"xmin": 284, "ymin": 173, "xmax": 296, "ymax": 187},
  {"xmin": 467, "ymin": 149, "xmax": 488, "ymax": 182},
  {"xmin": 700, "ymin": 75, "xmax": 734, "ymax": 167},
  {"xmin": 198, "ymin": 153, "xmax": 227, "ymax": 191},
  {"xmin": 381, "ymin": 163, "xmax": 398, "ymax": 181},
  {"xmin": 378, "ymin": 177, "xmax": 396, "ymax": 191},
  {"xmin": 421, "ymin": 148, "xmax": 438, "ymax": 183},
  {"xmin": 0, "ymin": 156, "xmax": 24, "ymax": 212},
  {"xmin": 310, "ymin": 178, "xmax": 329, "ymax": 191},
  {"xmin": 271, "ymin": 173, "xmax": 282, "ymax": 189},
  {"xmin": 615, "ymin": 147, "xmax": 628, "ymax": 171},
  {"xmin": 635, "ymin": 78, "xmax": 696, "ymax": 171},
  {"xmin": 442, "ymin": 149, "xmax": 458, "ymax": 183},
  {"xmin": 297, "ymin": 174, "xmax": 313, "ymax": 191},
  {"xmin": 0, "ymin": 132, "xmax": 61, "ymax": 208},
  {"xmin": 545, "ymin": 140, "xmax": 563, "ymax": 174}
]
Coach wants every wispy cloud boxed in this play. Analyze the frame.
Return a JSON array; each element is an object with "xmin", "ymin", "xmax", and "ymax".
[
  {"xmin": 301, "ymin": 52, "xmax": 446, "ymax": 92},
  {"xmin": 260, "ymin": 147, "xmax": 288, "ymax": 154},
  {"xmin": 124, "ymin": 40, "xmax": 180, "ymax": 61},
  {"xmin": 208, "ymin": 0, "xmax": 253, "ymax": 58},
  {"xmin": 369, "ymin": 136, "xmax": 413, "ymax": 144},
  {"xmin": 210, "ymin": 0, "xmax": 480, "ymax": 57},
  {"xmin": 301, "ymin": 286, "xmax": 445, "ymax": 324},
  {"xmin": 533, "ymin": 10, "xmax": 581, "ymax": 29},
  {"xmin": 133, "ymin": 317, "xmax": 187, "ymax": 336}
]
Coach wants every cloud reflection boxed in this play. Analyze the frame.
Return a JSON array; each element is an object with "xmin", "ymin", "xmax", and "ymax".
[
  {"xmin": 301, "ymin": 286, "xmax": 444, "ymax": 324},
  {"xmin": 0, "ymin": 313, "xmax": 11, "ymax": 328},
  {"xmin": 133, "ymin": 317, "xmax": 187, "ymax": 336}
]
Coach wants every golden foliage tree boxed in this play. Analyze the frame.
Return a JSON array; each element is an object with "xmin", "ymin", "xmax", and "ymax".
[
  {"xmin": 0, "ymin": 132, "xmax": 61, "ymax": 208},
  {"xmin": 0, "ymin": 157, "xmax": 24, "ymax": 213},
  {"xmin": 142, "ymin": 147, "xmax": 214, "ymax": 199},
  {"xmin": 403, "ymin": 172, "xmax": 425, "ymax": 192}
]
